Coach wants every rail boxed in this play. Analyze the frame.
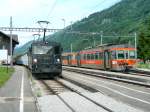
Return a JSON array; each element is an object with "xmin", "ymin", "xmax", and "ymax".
[{"xmin": 63, "ymin": 66, "xmax": 150, "ymax": 87}]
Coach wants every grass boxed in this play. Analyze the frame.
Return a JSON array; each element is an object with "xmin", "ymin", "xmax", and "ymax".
[
  {"xmin": 0, "ymin": 66, "xmax": 14, "ymax": 87},
  {"xmin": 36, "ymin": 89, "xmax": 42, "ymax": 97},
  {"xmin": 137, "ymin": 63, "xmax": 150, "ymax": 69}
]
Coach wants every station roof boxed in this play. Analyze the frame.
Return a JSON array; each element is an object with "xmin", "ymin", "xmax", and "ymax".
[{"xmin": 0, "ymin": 31, "xmax": 19, "ymax": 44}]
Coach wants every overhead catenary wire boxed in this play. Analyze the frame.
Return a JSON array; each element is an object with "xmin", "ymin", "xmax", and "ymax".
[{"xmin": 47, "ymin": 0, "xmax": 58, "ymax": 18}]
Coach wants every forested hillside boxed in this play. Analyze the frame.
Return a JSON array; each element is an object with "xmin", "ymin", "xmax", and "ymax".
[
  {"xmin": 14, "ymin": 41, "xmax": 33, "ymax": 57},
  {"xmin": 47, "ymin": 0, "xmax": 150, "ymax": 52},
  {"xmin": 14, "ymin": 0, "xmax": 150, "ymax": 55}
]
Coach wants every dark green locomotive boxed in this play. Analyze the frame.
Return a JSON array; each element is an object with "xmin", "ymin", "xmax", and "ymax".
[{"xmin": 28, "ymin": 41, "xmax": 62, "ymax": 77}]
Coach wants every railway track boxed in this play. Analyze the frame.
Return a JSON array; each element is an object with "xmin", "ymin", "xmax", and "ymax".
[
  {"xmin": 30, "ymin": 70, "xmax": 148, "ymax": 112},
  {"xmin": 62, "ymin": 70, "xmax": 150, "ymax": 112},
  {"xmin": 40, "ymin": 78, "xmax": 115, "ymax": 112},
  {"xmin": 63, "ymin": 66, "xmax": 150, "ymax": 87},
  {"xmin": 129, "ymin": 69, "xmax": 150, "ymax": 77},
  {"xmin": 40, "ymin": 79, "xmax": 76, "ymax": 112},
  {"xmin": 33, "ymin": 76, "xmax": 117, "ymax": 112}
]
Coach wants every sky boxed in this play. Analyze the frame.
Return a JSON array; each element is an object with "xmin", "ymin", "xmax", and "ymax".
[{"xmin": 0, "ymin": 0, "xmax": 121, "ymax": 46}]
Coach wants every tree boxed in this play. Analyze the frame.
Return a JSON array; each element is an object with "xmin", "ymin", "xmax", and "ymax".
[{"xmin": 138, "ymin": 19, "xmax": 150, "ymax": 63}]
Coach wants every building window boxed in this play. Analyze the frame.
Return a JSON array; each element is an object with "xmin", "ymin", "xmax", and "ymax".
[{"xmin": 3, "ymin": 45, "xmax": 5, "ymax": 49}]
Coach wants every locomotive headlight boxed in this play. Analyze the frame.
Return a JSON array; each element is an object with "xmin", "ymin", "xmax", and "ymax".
[
  {"xmin": 33, "ymin": 59, "xmax": 37, "ymax": 63},
  {"xmin": 112, "ymin": 61, "xmax": 117, "ymax": 64},
  {"xmin": 56, "ymin": 59, "xmax": 60, "ymax": 62}
]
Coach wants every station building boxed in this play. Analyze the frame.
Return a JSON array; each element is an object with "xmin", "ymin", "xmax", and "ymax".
[{"xmin": 0, "ymin": 31, "xmax": 19, "ymax": 64}]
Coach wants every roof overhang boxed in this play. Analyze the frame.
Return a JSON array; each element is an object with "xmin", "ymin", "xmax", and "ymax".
[{"xmin": 0, "ymin": 31, "xmax": 19, "ymax": 45}]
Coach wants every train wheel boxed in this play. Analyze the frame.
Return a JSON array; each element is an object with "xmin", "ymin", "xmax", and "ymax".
[
  {"xmin": 59, "ymin": 74, "xmax": 63, "ymax": 78},
  {"xmin": 58, "ymin": 72, "xmax": 63, "ymax": 78}
]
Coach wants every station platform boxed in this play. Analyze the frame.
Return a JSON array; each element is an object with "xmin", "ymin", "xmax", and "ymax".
[
  {"xmin": 0, "ymin": 66, "xmax": 37, "ymax": 112},
  {"xmin": 63, "ymin": 66, "xmax": 150, "ymax": 87},
  {"xmin": 136, "ymin": 68, "xmax": 150, "ymax": 72}
]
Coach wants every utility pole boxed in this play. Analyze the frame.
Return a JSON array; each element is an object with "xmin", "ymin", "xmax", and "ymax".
[
  {"xmin": 70, "ymin": 21, "xmax": 73, "ymax": 52},
  {"xmin": 92, "ymin": 33, "xmax": 96, "ymax": 47},
  {"xmin": 93, "ymin": 38, "xmax": 96, "ymax": 47},
  {"xmin": 43, "ymin": 28, "xmax": 46, "ymax": 41},
  {"xmin": 135, "ymin": 32, "xmax": 137, "ymax": 59},
  {"xmin": 70, "ymin": 43, "xmax": 73, "ymax": 53},
  {"xmin": 70, "ymin": 21, "xmax": 73, "ymax": 30},
  {"xmin": 10, "ymin": 16, "xmax": 13, "ymax": 67},
  {"xmin": 62, "ymin": 19, "xmax": 65, "ymax": 28},
  {"xmin": 100, "ymin": 31, "xmax": 103, "ymax": 45}
]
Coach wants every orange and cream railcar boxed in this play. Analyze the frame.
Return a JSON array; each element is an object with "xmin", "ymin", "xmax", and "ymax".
[
  {"xmin": 62, "ymin": 44, "xmax": 137, "ymax": 71},
  {"xmin": 62, "ymin": 52, "xmax": 80, "ymax": 66}
]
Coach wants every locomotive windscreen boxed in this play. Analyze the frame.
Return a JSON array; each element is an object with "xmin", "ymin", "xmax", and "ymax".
[
  {"xmin": 32, "ymin": 45, "xmax": 53, "ymax": 54},
  {"xmin": 54, "ymin": 46, "xmax": 61, "ymax": 54}
]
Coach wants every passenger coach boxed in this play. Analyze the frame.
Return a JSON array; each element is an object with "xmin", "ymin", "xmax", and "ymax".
[{"xmin": 62, "ymin": 44, "xmax": 137, "ymax": 71}]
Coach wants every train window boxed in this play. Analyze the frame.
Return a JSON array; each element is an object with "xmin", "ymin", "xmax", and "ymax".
[
  {"xmin": 65, "ymin": 56, "xmax": 68, "ymax": 60},
  {"xmin": 111, "ymin": 51, "xmax": 116, "ymax": 59},
  {"xmin": 76, "ymin": 54, "xmax": 80, "ymax": 60},
  {"xmin": 68, "ymin": 55, "xmax": 72, "ymax": 60},
  {"xmin": 90, "ymin": 54, "xmax": 93, "ymax": 60},
  {"xmin": 62, "ymin": 56, "xmax": 67, "ymax": 60},
  {"xmin": 124, "ymin": 50, "xmax": 129, "ymax": 59},
  {"xmin": 85, "ymin": 54, "xmax": 87, "ymax": 60},
  {"xmin": 95, "ymin": 53, "xmax": 99, "ymax": 60},
  {"xmin": 83, "ymin": 54, "xmax": 87, "ymax": 60},
  {"xmin": 67, "ymin": 56, "xmax": 69, "ymax": 60},
  {"xmin": 80, "ymin": 54, "xmax": 83, "ymax": 60},
  {"xmin": 87, "ymin": 54, "xmax": 89, "ymax": 60},
  {"xmin": 72, "ymin": 55, "xmax": 75, "ymax": 60},
  {"xmin": 87, "ymin": 54, "xmax": 91, "ymax": 60},
  {"xmin": 99, "ymin": 52, "xmax": 103, "ymax": 59},
  {"xmin": 54, "ymin": 46, "xmax": 60, "ymax": 54},
  {"xmin": 91, "ymin": 54, "xmax": 95, "ymax": 60},
  {"xmin": 129, "ymin": 50, "xmax": 135, "ymax": 59},
  {"xmin": 75, "ymin": 55, "xmax": 77, "ymax": 60},
  {"xmin": 118, "ymin": 50, "xmax": 125, "ymax": 59},
  {"xmin": 62, "ymin": 56, "xmax": 64, "ymax": 60}
]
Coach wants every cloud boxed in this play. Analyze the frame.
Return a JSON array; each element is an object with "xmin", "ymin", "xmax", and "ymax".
[
  {"xmin": 0, "ymin": 0, "xmax": 32, "ymax": 16},
  {"xmin": 0, "ymin": 0, "xmax": 56, "ymax": 17}
]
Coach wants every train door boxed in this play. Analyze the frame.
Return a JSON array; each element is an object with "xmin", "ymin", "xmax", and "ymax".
[
  {"xmin": 68, "ymin": 55, "xmax": 72, "ymax": 65},
  {"xmin": 77, "ymin": 53, "xmax": 81, "ymax": 67},
  {"xmin": 104, "ymin": 50, "xmax": 111, "ymax": 69}
]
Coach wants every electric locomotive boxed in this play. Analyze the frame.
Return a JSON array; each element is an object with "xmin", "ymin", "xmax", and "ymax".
[{"xmin": 27, "ymin": 41, "xmax": 62, "ymax": 76}]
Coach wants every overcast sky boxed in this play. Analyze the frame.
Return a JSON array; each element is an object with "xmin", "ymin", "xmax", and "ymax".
[{"xmin": 0, "ymin": 0, "xmax": 121, "ymax": 46}]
